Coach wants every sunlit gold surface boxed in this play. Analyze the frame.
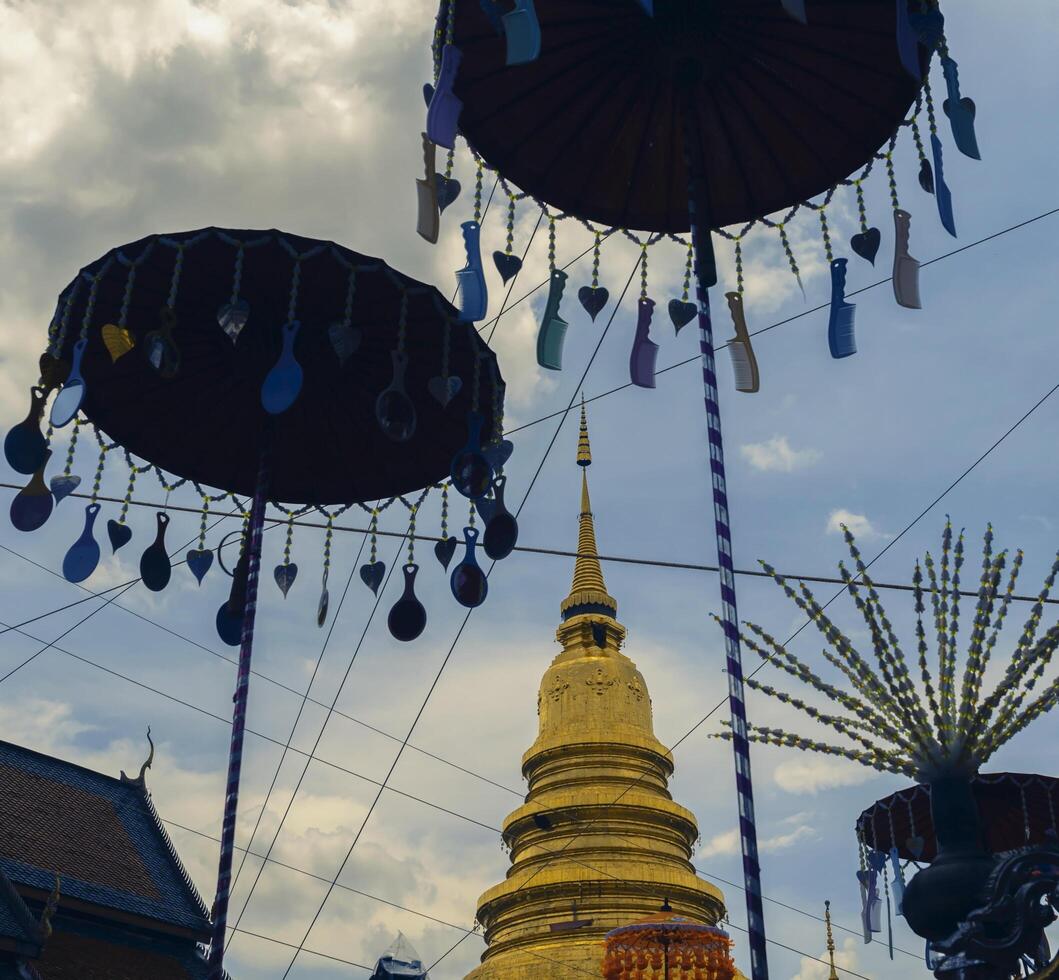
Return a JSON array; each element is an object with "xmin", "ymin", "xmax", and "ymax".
[{"xmin": 466, "ymin": 409, "xmax": 728, "ymax": 979}]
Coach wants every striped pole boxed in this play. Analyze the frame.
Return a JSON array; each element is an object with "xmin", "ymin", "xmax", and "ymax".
[
  {"xmin": 684, "ymin": 100, "xmax": 770, "ymax": 980},
  {"xmin": 207, "ymin": 435, "xmax": 272, "ymax": 979}
]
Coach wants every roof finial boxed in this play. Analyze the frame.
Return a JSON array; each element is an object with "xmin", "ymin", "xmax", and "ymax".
[
  {"xmin": 39, "ymin": 873, "xmax": 61, "ymax": 939},
  {"xmin": 120, "ymin": 726, "xmax": 155, "ymax": 788},
  {"xmin": 825, "ymin": 900, "xmax": 839, "ymax": 980},
  {"xmin": 577, "ymin": 394, "xmax": 592, "ymax": 467}
]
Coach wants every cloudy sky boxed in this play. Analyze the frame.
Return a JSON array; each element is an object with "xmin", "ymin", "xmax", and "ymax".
[{"xmin": 1, "ymin": 1, "xmax": 1059, "ymax": 978}]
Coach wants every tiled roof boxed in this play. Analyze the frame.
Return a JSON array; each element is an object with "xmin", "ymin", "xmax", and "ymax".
[
  {"xmin": 0, "ymin": 741, "xmax": 210, "ymax": 939},
  {"xmin": 0, "ymin": 868, "xmax": 41, "ymax": 958}
]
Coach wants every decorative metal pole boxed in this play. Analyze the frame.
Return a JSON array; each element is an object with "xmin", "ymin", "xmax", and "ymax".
[
  {"xmin": 207, "ymin": 433, "xmax": 272, "ymax": 979},
  {"xmin": 682, "ymin": 78, "xmax": 769, "ymax": 980}
]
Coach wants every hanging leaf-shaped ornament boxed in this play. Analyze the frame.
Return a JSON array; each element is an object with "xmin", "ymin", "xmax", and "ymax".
[
  {"xmin": 578, "ymin": 286, "xmax": 609, "ymax": 322},
  {"xmin": 107, "ymin": 519, "xmax": 132, "ymax": 553},
  {"xmin": 667, "ymin": 299, "xmax": 697, "ymax": 335},
  {"xmin": 261, "ymin": 320, "xmax": 304, "ymax": 415},
  {"xmin": 451, "ymin": 526, "xmax": 488, "ymax": 608},
  {"xmin": 941, "ymin": 56, "xmax": 980, "ymax": 160},
  {"xmin": 217, "ymin": 299, "xmax": 250, "ymax": 344},
  {"xmin": 359, "ymin": 560, "xmax": 385, "ymax": 595},
  {"xmin": 5, "ymin": 386, "xmax": 49, "ymax": 474},
  {"xmin": 918, "ymin": 157, "xmax": 936, "ymax": 194},
  {"xmin": 376, "ymin": 350, "xmax": 417, "ymax": 442},
  {"xmin": 482, "ymin": 476, "xmax": 518, "ymax": 561},
  {"xmin": 50, "ymin": 474, "xmax": 81, "ymax": 505},
  {"xmin": 50, "ymin": 338, "xmax": 88, "ymax": 428},
  {"xmin": 892, "ymin": 209, "xmax": 922, "ymax": 310},
  {"xmin": 434, "ymin": 536, "xmax": 458, "ymax": 570},
  {"xmin": 317, "ymin": 581, "xmax": 330, "ymax": 628},
  {"xmin": 450, "ymin": 412, "xmax": 493, "ymax": 499},
  {"xmin": 536, "ymin": 270, "xmax": 569, "ymax": 370},
  {"xmin": 629, "ymin": 298, "xmax": 659, "ymax": 388},
  {"xmin": 144, "ymin": 308, "xmax": 181, "ymax": 379},
  {"xmin": 139, "ymin": 512, "xmax": 172, "ymax": 592},
  {"xmin": 504, "ymin": 0, "xmax": 541, "ymax": 65},
  {"xmin": 62, "ymin": 503, "xmax": 102, "ymax": 583},
  {"xmin": 426, "ymin": 44, "xmax": 463, "ymax": 149},
  {"xmin": 187, "ymin": 548, "xmax": 214, "ymax": 585},
  {"xmin": 416, "ymin": 133, "xmax": 441, "ymax": 245},
  {"xmin": 10, "ymin": 451, "xmax": 54, "ymax": 532},
  {"xmin": 724, "ymin": 292, "xmax": 760, "ymax": 392},
  {"xmin": 827, "ymin": 259, "xmax": 857, "ymax": 359},
  {"xmin": 436, "ymin": 175, "xmax": 461, "ymax": 213},
  {"xmin": 101, "ymin": 324, "xmax": 135, "ymax": 362},
  {"xmin": 456, "ymin": 220, "xmax": 488, "ymax": 321},
  {"xmin": 493, "ymin": 251, "xmax": 522, "ymax": 285},
  {"xmin": 329, "ymin": 321, "xmax": 361, "ymax": 366},
  {"xmin": 274, "ymin": 561, "xmax": 298, "ymax": 597},
  {"xmin": 929, "ymin": 133, "xmax": 957, "ymax": 237},
  {"xmin": 850, "ymin": 227, "xmax": 882, "ymax": 266},
  {"xmin": 388, "ymin": 564, "xmax": 427, "ymax": 641}
]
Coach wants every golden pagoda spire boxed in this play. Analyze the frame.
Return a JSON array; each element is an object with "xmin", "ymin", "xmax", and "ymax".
[
  {"xmin": 825, "ymin": 900, "xmax": 840, "ymax": 980},
  {"xmin": 560, "ymin": 398, "xmax": 617, "ymax": 621}
]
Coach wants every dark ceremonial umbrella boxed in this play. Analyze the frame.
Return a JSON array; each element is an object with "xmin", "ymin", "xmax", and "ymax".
[
  {"xmin": 32, "ymin": 227, "xmax": 504, "ymax": 980},
  {"xmin": 46, "ymin": 228, "xmax": 500, "ymax": 503},
  {"xmin": 446, "ymin": 0, "xmax": 928, "ymax": 233},
  {"xmin": 857, "ymin": 774, "xmax": 1059, "ymax": 865}
]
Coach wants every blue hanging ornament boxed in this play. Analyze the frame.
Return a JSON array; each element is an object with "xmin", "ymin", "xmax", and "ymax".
[
  {"xmin": 451, "ymin": 526, "xmax": 488, "ymax": 608},
  {"xmin": 388, "ymin": 564, "xmax": 427, "ymax": 641},
  {"xmin": 62, "ymin": 503, "xmax": 102, "ymax": 584}
]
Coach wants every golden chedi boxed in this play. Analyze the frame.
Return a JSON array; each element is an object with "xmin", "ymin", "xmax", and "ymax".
[{"xmin": 466, "ymin": 402, "xmax": 728, "ymax": 979}]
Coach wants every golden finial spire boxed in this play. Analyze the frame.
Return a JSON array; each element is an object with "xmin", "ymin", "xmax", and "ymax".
[
  {"xmin": 825, "ymin": 900, "xmax": 839, "ymax": 980},
  {"xmin": 560, "ymin": 399, "xmax": 617, "ymax": 621}
]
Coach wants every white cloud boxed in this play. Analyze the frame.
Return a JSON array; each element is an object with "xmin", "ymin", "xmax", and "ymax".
[
  {"xmin": 697, "ymin": 822, "xmax": 816, "ymax": 858},
  {"xmin": 790, "ymin": 936, "xmax": 864, "ymax": 980},
  {"xmin": 826, "ymin": 509, "xmax": 886, "ymax": 540},
  {"xmin": 699, "ymin": 829, "xmax": 739, "ymax": 858},
  {"xmin": 741, "ymin": 436, "xmax": 821, "ymax": 473},
  {"xmin": 774, "ymin": 755, "xmax": 876, "ymax": 795}
]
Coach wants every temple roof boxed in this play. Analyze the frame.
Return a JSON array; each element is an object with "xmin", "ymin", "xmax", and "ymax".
[
  {"xmin": 0, "ymin": 867, "xmax": 42, "ymax": 960},
  {"xmin": 0, "ymin": 741, "xmax": 210, "ymax": 941}
]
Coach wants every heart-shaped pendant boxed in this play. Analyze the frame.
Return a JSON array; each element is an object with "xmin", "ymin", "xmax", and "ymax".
[
  {"xmin": 107, "ymin": 519, "xmax": 132, "ymax": 553},
  {"xmin": 186, "ymin": 548, "xmax": 214, "ymax": 585},
  {"xmin": 101, "ymin": 324, "xmax": 136, "ymax": 362},
  {"xmin": 434, "ymin": 536, "xmax": 458, "ymax": 570},
  {"xmin": 484, "ymin": 439, "xmax": 513, "ymax": 471},
  {"xmin": 359, "ymin": 560, "xmax": 385, "ymax": 595},
  {"xmin": 918, "ymin": 158, "xmax": 935, "ymax": 195},
  {"xmin": 49, "ymin": 474, "xmax": 81, "ymax": 505},
  {"xmin": 428, "ymin": 375, "xmax": 462, "ymax": 407},
  {"xmin": 423, "ymin": 82, "xmax": 434, "ymax": 107},
  {"xmin": 667, "ymin": 299, "xmax": 697, "ymax": 334},
  {"xmin": 217, "ymin": 299, "xmax": 250, "ymax": 343},
  {"xmin": 274, "ymin": 562, "xmax": 298, "ymax": 597},
  {"xmin": 577, "ymin": 286, "xmax": 608, "ymax": 322},
  {"xmin": 493, "ymin": 251, "xmax": 523, "ymax": 284},
  {"xmin": 850, "ymin": 228, "xmax": 882, "ymax": 266},
  {"xmin": 436, "ymin": 175, "xmax": 461, "ymax": 212},
  {"xmin": 328, "ymin": 321, "xmax": 361, "ymax": 365}
]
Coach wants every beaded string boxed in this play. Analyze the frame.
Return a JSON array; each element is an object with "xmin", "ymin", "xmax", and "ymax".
[
  {"xmin": 59, "ymin": 418, "xmax": 82, "ymax": 477},
  {"xmin": 639, "ymin": 244, "xmax": 649, "ymax": 300},
  {"xmin": 884, "ymin": 136, "xmax": 901, "ymax": 212},
  {"xmin": 818, "ymin": 209, "xmax": 835, "ymax": 263},
  {"xmin": 46, "ymin": 278, "xmax": 83, "ymax": 362},
  {"xmin": 776, "ymin": 222, "xmax": 804, "ymax": 295},
  {"xmin": 1020, "ymin": 781, "xmax": 1031, "ymax": 842},
  {"xmin": 229, "ymin": 243, "xmax": 245, "ymax": 309},
  {"xmin": 368, "ymin": 509, "xmax": 380, "ymax": 565},
  {"xmin": 340, "ymin": 266, "xmax": 357, "ymax": 330},
  {"xmin": 165, "ymin": 245, "xmax": 186, "ymax": 312},
  {"xmin": 78, "ymin": 268, "xmax": 107, "ymax": 342},
  {"xmin": 194, "ymin": 496, "xmax": 212, "ymax": 553},
  {"xmin": 407, "ymin": 505, "xmax": 418, "ymax": 566},
  {"xmin": 910, "ymin": 112, "xmax": 930, "ymax": 173},
  {"xmin": 547, "ymin": 214, "xmax": 557, "ymax": 271},
  {"xmin": 320, "ymin": 514, "xmax": 334, "ymax": 592},
  {"xmin": 489, "ymin": 362, "xmax": 505, "ymax": 462},
  {"xmin": 117, "ymin": 261, "xmax": 138, "ymax": 332},
  {"xmin": 118, "ymin": 451, "xmax": 153, "ymax": 527},
  {"xmin": 279, "ymin": 512, "xmax": 295, "ymax": 571},
  {"xmin": 922, "ymin": 76, "xmax": 941, "ymax": 142},
  {"xmin": 287, "ymin": 257, "xmax": 303, "ymax": 325},
  {"xmin": 440, "ymin": 484, "xmax": 450, "ymax": 541},
  {"xmin": 152, "ymin": 465, "xmax": 188, "ymax": 493},
  {"xmin": 503, "ymin": 194, "xmax": 517, "ymax": 257},
  {"xmin": 853, "ymin": 180, "xmax": 871, "ymax": 236},
  {"xmin": 473, "ymin": 160, "xmax": 484, "ymax": 225},
  {"xmin": 88, "ymin": 443, "xmax": 108, "ymax": 507},
  {"xmin": 590, "ymin": 232, "xmax": 602, "ymax": 288},
  {"xmin": 681, "ymin": 241, "xmax": 696, "ymax": 299}
]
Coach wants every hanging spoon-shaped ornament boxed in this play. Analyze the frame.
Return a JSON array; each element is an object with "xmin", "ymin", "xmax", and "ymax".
[
  {"xmin": 416, "ymin": 133, "xmax": 441, "ymax": 245},
  {"xmin": 10, "ymin": 451, "xmax": 54, "ymax": 532},
  {"xmin": 456, "ymin": 221, "xmax": 488, "ymax": 321},
  {"xmin": 144, "ymin": 308, "xmax": 181, "ymax": 379},
  {"xmin": 50, "ymin": 474, "xmax": 81, "ymax": 505},
  {"xmin": 482, "ymin": 476, "xmax": 518, "ymax": 561},
  {"xmin": 376, "ymin": 350, "xmax": 417, "ymax": 442},
  {"xmin": 504, "ymin": 0, "xmax": 541, "ymax": 65},
  {"xmin": 140, "ymin": 512, "xmax": 172, "ymax": 592},
  {"xmin": 941, "ymin": 56, "xmax": 980, "ymax": 160},
  {"xmin": 536, "ymin": 269, "xmax": 569, "ymax": 370},
  {"xmin": 107, "ymin": 519, "xmax": 132, "ymax": 553},
  {"xmin": 217, "ymin": 299, "xmax": 250, "ymax": 344},
  {"xmin": 5, "ymin": 386, "xmax": 49, "ymax": 474},
  {"xmin": 426, "ymin": 44, "xmax": 463, "ymax": 149},
  {"xmin": 577, "ymin": 285, "xmax": 609, "ymax": 322},
  {"xmin": 261, "ymin": 321, "xmax": 304, "ymax": 415},
  {"xmin": 450, "ymin": 412, "xmax": 493, "ymax": 499},
  {"xmin": 50, "ymin": 339, "xmax": 89, "ymax": 429},
  {"xmin": 388, "ymin": 563, "xmax": 427, "ymax": 641},
  {"xmin": 216, "ymin": 546, "xmax": 249, "ymax": 647},
  {"xmin": 451, "ymin": 526, "xmax": 488, "ymax": 608},
  {"xmin": 629, "ymin": 297, "xmax": 659, "ymax": 388},
  {"xmin": 827, "ymin": 259, "xmax": 857, "ymax": 360},
  {"xmin": 929, "ymin": 133, "xmax": 957, "ymax": 237},
  {"xmin": 892, "ymin": 209, "xmax": 922, "ymax": 310},
  {"xmin": 186, "ymin": 548, "xmax": 214, "ymax": 585},
  {"xmin": 62, "ymin": 502, "xmax": 102, "ymax": 583},
  {"xmin": 434, "ymin": 536, "xmax": 458, "ymax": 570}
]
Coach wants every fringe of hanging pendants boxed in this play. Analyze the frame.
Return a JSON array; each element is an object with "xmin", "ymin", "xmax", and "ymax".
[{"xmin": 416, "ymin": 7, "xmax": 979, "ymax": 393}]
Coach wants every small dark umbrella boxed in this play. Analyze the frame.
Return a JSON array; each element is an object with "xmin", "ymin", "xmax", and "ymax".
[{"xmin": 19, "ymin": 227, "xmax": 505, "ymax": 980}]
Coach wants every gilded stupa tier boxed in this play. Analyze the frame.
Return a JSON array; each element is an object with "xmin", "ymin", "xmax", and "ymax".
[{"xmin": 466, "ymin": 403, "xmax": 726, "ymax": 980}]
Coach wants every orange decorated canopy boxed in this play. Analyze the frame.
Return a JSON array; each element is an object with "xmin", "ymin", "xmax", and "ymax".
[{"xmin": 602, "ymin": 911, "xmax": 736, "ymax": 980}]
